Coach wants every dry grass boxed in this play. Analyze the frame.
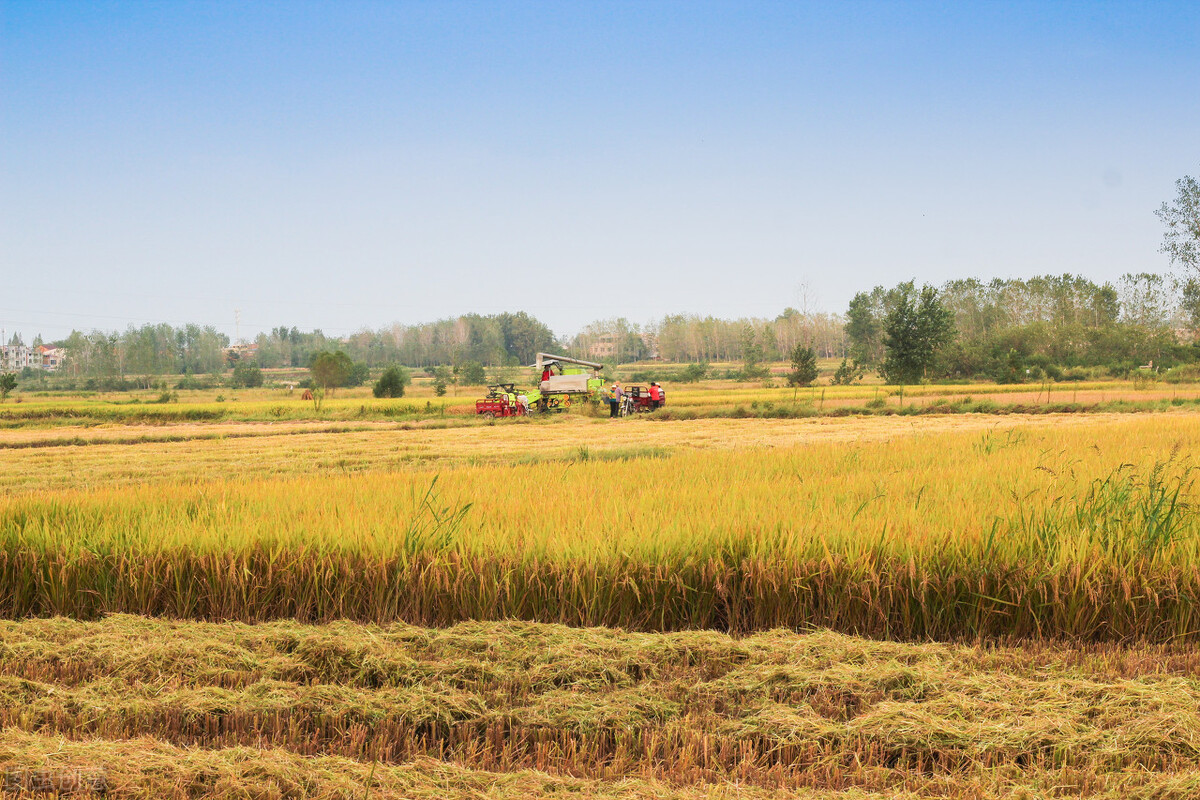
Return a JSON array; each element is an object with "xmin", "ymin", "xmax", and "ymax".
[{"xmin": 3, "ymin": 616, "xmax": 1200, "ymax": 798}]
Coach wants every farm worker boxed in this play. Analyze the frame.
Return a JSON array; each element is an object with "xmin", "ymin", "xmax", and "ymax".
[
  {"xmin": 649, "ymin": 382, "xmax": 662, "ymax": 409},
  {"xmin": 610, "ymin": 382, "xmax": 622, "ymax": 418},
  {"xmin": 542, "ymin": 366, "xmax": 552, "ymax": 382}
]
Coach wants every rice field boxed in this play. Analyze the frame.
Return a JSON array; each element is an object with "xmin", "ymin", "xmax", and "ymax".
[
  {"xmin": 4, "ymin": 390, "xmax": 1200, "ymax": 796},
  {"xmin": 4, "ymin": 409, "xmax": 1200, "ymax": 640}
]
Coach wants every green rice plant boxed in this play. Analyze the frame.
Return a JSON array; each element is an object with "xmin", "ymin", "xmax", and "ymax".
[
  {"xmin": 1011, "ymin": 456, "xmax": 1196, "ymax": 562},
  {"xmin": 402, "ymin": 477, "xmax": 471, "ymax": 557}
]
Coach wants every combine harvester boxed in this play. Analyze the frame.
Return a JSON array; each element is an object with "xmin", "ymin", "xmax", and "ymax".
[{"xmin": 474, "ymin": 352, "xmax": 660, "ymax": 418}]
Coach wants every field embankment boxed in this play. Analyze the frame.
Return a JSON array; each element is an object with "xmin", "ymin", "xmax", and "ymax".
[{"xmin": 3, "ymin": 615, "xmax": 1200, "ymax": 798}]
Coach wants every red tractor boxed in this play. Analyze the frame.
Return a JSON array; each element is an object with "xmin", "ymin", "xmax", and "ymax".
[
  {"xmin": 475, "ymin": 384, "xmax": 529, "ymax": 418},
  {"xmin": 622, "ymin": 384, "xmax": 665, "ymax": 413}
]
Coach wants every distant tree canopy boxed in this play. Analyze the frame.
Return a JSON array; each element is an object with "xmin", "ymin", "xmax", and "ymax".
[
  {"xmin": 644, "ymin": 311, "xmax": 846, "ymax": 364},
  {"xmin": 229, "ymin": 361, "xmax": 263, "ymax": 388},
  {"xmin": 54, "ymin": 324, "xmax": 229, "ymax": 387},
  {"xmin": 1158, "ymin": 171, "xmax": 1200, "ymax": 275},
  {"xmin": 839, "ymin": 273, "xmax": 1197, "ymax": 382},
  {"xmin": 281, "ymin": 312, "xmax": 560, "ymax": 370},
  {"xmin": 309, "ymin": 350, "xmax": 354, "ymax": 394},
  {"xmin": 18, "ymin": 256, "xmax": 1200, "ymax": 392},
  {"xmin": 880, "ymin": 282, "xmax": 955, "ymax": 385}
]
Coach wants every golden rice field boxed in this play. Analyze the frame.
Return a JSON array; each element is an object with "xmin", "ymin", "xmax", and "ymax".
[
  {"xmin": 4, "ymin": 392, "xmax": 1200, "ymax": 797},
  {"xmin": 4, "ymin": 406, "xmax": 1200, "ymax": 640}
]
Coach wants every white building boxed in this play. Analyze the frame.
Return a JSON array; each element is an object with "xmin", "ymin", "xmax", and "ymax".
[
  {"xmin": 0, "ymin": 344, "xmax": 64, "ymax": 372},
  {"xmin": 0, "ymin": 344, "xmax": 35, "ymax": 371}
]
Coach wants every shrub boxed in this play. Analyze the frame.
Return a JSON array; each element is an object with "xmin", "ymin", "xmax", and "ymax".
[
  {"xmin": 373, "ymin": 366, "xmax": 410, "ymax": 398},
  {"xmin": 230, "ymin": 362, "xmax": 263, "ymax": 389},
  {"xmin": 786, "ymin": 344, "xmax": 818, "ymax": 388}
]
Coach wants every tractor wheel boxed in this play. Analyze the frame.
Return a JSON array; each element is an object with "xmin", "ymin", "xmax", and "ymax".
[{"xmin": 481, "ymin": 411, "xmax": 496, "ymax": 419}]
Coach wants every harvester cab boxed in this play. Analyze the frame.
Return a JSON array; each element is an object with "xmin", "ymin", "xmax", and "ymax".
[{"xmin": 485, "ymin": 383, "xmax": 517, "ymax": 399}]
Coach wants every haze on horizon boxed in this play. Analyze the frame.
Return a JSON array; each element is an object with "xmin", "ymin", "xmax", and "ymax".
[{"xmin": 2, "ymin": 1, "xmax": 1198, "ymax": 344}]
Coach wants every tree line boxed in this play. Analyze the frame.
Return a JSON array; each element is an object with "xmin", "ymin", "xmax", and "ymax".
[
  {"xmin": 10, "ymin": 269, "xmax": 1199, "ymax": 390},
  {"xmin": 844, "ymin": 272, "xmax": 1199, "ymax": 384}
]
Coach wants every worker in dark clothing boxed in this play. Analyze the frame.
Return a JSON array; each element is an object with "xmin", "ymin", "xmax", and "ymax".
[{"xmin": 610, "ymin": 382, "xmax": 622, "ymax": 418}]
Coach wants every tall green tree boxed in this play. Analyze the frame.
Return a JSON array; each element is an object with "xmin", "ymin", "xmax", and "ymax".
[
  {"xmin": 430, "ymin": 365, "xmax": 452, "ymax": 396},
  {"xmin": 230, "ymin": 361, "xmax": 263, "ymax": 388},
  {"xmin": 881, "ymin": 282, "xmax": 955, "ymax": 385},
  {"xmin": 740, "ymin": 326, "xmax": 768, "ymax": 379},
  {"xmin": 310, "ymin": 351, "xmax": 353, "ymax": 396},
  {"xmin": 497, "ymin": 312, "xmax": 558, "ymax": 364},
  {"xmin": 845, "ymin": 291, "xmax": 885, "ymax": 364},
  {"xmin": 459, "ymin": 361, "xmax": 487, "ymax": 386},
  {"xmin": 1157, "ymin": 172, "xmax": 1200, "ymax": 274}
]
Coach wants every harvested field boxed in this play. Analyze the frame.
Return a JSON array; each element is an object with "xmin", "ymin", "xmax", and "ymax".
[
  {"xmin": 3, "ymin": 616, "xmax": 1200, "ymax": 798},
  {"xmin": 0, "ymin": 410, "xmax": 1139, "ymax": 491}
]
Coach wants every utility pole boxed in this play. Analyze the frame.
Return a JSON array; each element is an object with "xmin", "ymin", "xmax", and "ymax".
[{"xmin": 235, "ymin": 309, "xmax": 242, "ymax": 344}]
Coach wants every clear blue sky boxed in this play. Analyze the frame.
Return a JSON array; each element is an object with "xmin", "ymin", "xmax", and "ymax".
[{"xmin": 2, "ymin": 1, "xmax": 1198, "ymax": 342}]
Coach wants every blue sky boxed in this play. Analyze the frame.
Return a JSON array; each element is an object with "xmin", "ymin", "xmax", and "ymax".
[{"xmin": 2, "ymin": 1, "xmax": 1198, "ymax": 342}]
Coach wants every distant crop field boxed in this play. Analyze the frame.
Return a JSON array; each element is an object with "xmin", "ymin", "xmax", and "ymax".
[{"xmin": 5, "ymin": 375, "xmax": 1199, "ymax": 428}]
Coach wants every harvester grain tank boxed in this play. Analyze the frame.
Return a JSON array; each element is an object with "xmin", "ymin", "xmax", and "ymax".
[{"xmin": 533, "ymin": 352, "xmax": 604, "ymax": 410}]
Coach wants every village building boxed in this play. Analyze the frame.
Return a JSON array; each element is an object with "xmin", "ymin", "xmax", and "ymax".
[
  {"xmin": 0, "ymin": 343, "xmax": 65, "ymax": 372},
  {"xmin": 37, "ymin": 345, "xmax": 64, "ymax": 371}
]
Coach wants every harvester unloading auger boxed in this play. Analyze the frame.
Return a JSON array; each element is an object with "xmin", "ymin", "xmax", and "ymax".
[{"xmin": 474, "ymin": 352, "xmax": 662, "ymax": 417}]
